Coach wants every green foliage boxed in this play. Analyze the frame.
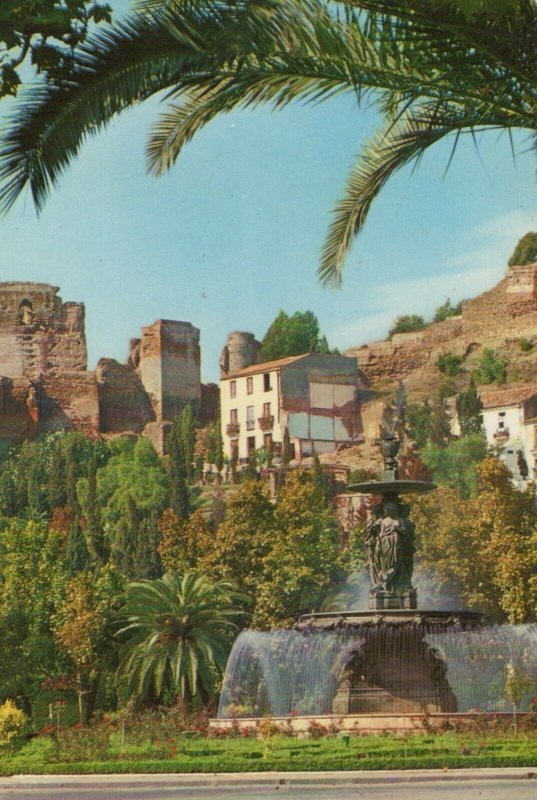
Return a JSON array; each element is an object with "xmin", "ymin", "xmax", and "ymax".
[
  {"xmin": 406, "ymin": 402, "xmax": 432, "ymax": 449},
  {"xmin": 0, "ymin": 1, "xmax": 112, "ymax": 98},
  {"xmin": 456, "ymin": 378, "xmax": 483, "ymax": 436},
  {"xmin": 261, "ymin": 311, "xmax": 331, "ymax": 360},
  {"xmin": 519, "ymin": 337, "xmax": 534, "ymax": 352},
  {"xmin": 420, "ymin": 433, "xmax": 488, "ymax": 498},
  {"xmin": 475, "ymin": 349, "xmax": 508, "ymax": 384},
  {"xmin": 177, "ymin": 405, "xmax": 196, "ymax": 482},
  {"xmin": 436, "ymin": 352, "xmax": 463, "ymax": 375},
  {"xmin": 413, "ymin": 458, "xmax": 537, "ymax": 622},
  {"xmin": 388, "ymin": 315, "xmax": 425, "ymax": 338},
  {"xmin": 433, "ymin": 298, "xmax": 463, "ymax": 322},
  {"xmin": 167, "ymin": 428, "xmax": 190, "ymax": 520},
  {"xmin": 427, "ymin": 394, "xmax": 453, "ymax": 447},
  {"xmin": 508, "ymin": 232, "xmax": 537, "ymax": 266},
  {"xmin": 116, "ymin": 572, "xmax": 242, "ymax": 705}
]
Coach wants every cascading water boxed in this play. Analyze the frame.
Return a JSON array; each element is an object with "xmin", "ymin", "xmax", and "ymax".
[
  {"xmin": 218, "ymin": 622, "xmax": 537, "ymax": 718},
  {"xmin": 217, "ymin": 435, "xmax": 537, "ymax": 722}
]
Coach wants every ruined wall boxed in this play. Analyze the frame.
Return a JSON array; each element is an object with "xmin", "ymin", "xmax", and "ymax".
[
  {"xmin": 139, "ymin": 320, "xmax": 201, "ymax": 421},
  {"xmin": 97, "ymin": 358, "xmax": 155, "ymax": 433},
  {"xmin": 0, "ymin": 283, "xmax": 87, "ymax": 379},
  {"xmin": 220, "ymin": 331, "xmax": 263, "ymax": 376},
  {"xmin": 40, "ymin": 372, "xmax": 99, "ymax": 435}
]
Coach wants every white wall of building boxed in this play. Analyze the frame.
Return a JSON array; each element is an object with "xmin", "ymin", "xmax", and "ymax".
[{"xmin": 220, "ymin": 369, "xmax": 282, "ymax": 461}]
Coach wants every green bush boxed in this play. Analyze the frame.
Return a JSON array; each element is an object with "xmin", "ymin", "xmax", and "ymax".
[
  {"xmin": 0, "ymin": 700, "xmax": 26, "ymax": 747},
  {"xmin": 508, "ymin": 232, "xmax": 537, "ymax": 266},
  {"xmin": 388, "ymin": 315, "xmax": 425, "ymax": 338},
  {"xmin": 475, "ymin": 349, "xmax": 508, "ymax": 385},
  {"xmin": 519, "ymin": 338, "xmax": 534, "ymax": 352},
  {"xmin": 433, "ymin": 298, "xmax": 463, "ymax": 322},
  {"xmin": 436, "ymin": 353, "xmax": 463, "ymax": 376}
]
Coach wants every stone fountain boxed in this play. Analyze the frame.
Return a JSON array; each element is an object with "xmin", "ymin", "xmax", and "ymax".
[{"xmin": 214, "ymin": 437, "xmax": 537, "ymax": 731}]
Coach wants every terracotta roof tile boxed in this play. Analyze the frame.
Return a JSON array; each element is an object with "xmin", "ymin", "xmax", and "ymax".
[
  {"xmin": 221, "ymin": 353, "xmax": 310, "ymax": 379},
  {"xmin": 480, "ymin": 383, "xmax": 537, "ymax": 409}
]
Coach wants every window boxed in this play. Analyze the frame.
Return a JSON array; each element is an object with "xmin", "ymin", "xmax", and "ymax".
[
  {"xmin": 230, "ymin": 409, "xmax": 238, "ymax": 424},
  {"xmin": 263, "ymin": 402, "xmax": 271, "ymax": 417},
  {"xmin": 247, "ymin": 436, "xmax": 256, "ymax": 455},
  {"xmin": 263, "ymin": 373, "xmax": 271, "ymax": 392},
  {"xmin": 230, "ymin": 380, "xmax": 236, "ymax": 398},
  {"xmin": 246, "ymin": 405, "xmax": 255, "ymax": 430},
  {"xmin": 264, "ymin": 433, "xmax": 273, "ymax": 449},
  {"xmin": 247, "ymin": 376, "xmax": 254, "ymax": 394},
  {"xmin": 18, "ymin": 299, "xmax": 33, "ymax": 325}
]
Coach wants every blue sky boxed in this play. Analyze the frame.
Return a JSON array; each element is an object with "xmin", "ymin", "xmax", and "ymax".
[{"xmin": 1, "ymin": 2, "xmax": 537, "ymax": 383}]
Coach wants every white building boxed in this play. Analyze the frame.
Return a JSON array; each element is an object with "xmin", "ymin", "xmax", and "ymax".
[
  {"xmin": 481, "ymin": 384, "xmax": 537, "ymax": 486},
  {"xmin": 220, "ymin": 353, "xmax": 361, "ymax": 463}
]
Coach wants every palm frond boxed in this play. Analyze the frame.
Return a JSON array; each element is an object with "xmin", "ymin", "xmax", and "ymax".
[{"xmin": 318, "ymin": 104, "xmax": 506, "ymax": 286}]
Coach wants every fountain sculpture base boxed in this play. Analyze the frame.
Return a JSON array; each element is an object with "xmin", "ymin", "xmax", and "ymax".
[{"xmin": 369, "ymin": 589, "xmax": 417, "ymax": 610}]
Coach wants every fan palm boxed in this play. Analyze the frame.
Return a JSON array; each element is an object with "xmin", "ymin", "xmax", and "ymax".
[
  {"xmin": 116, "ymin": 571, "xmax": 242, "ymax": 705},
  {"xmin": 0, "ymin": 0, "xmax": 535, "ymax": 285}
]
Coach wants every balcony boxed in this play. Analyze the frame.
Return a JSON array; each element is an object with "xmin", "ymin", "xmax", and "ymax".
[
  {"xmin": 493, "ymin": 427, "xmax": 509, "ymax": 442},
  {"xmin": 258, "ymin": 414, "xmax": 274, "ymax": 431},
  {"xmin": 226, "ymin": 422, "xmax": 240, "ymax": 436}
]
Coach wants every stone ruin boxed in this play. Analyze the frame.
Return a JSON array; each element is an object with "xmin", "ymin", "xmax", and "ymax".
[{"xmin": 0, "ymin": 282, "xmax": 212, "ymax": 453}]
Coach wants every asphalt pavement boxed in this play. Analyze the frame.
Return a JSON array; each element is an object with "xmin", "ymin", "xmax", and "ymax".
[{"xmin": 1, "ymin": 770, "xmax": 537, "ymax": 800}]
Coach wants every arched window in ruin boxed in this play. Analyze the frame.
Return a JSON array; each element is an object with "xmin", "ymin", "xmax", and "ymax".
[{"xmin": 18, "ymin": 299, "xmax": 33, "ymax": 325}]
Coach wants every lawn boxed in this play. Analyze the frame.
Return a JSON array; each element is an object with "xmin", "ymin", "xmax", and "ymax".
[{"xmin": 3, "ymin": 728, "xmax": 537, "ymax": 775}]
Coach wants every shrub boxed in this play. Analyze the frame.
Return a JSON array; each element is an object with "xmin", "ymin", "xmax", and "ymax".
[
  {"xmin": 433, "ymin": 298, "xmax": 463, "ymax": 322},
  {"xmin": 388, "ymin": 315, "xmax": 425, "ymax": 338},
  {"xmin": 0, "ymin": 700, "xmax": 26, "ymax": 747},
  {"xmin": 436, "ymin": 353, "xmax": 463, "ymax": 376},
  {"xmin": 519, "ymin": 338, "xmax": 533, "ymax": 352},
  {"xmin": 475, "ymin": 349, "xmax": 508, "ymax": 385},
  {"xmin": 508, "ymin": 232, "xmax": 537, "ymax": 267}
]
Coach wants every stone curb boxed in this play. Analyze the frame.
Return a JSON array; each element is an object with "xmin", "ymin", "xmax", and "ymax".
[{"xmin": 1, "ymin": 767, "xmax": 537, "ymax": 788}]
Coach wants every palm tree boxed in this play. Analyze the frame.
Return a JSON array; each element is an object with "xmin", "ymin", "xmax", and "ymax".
[
  {"xmin": 0, "ymin": 0, "xmax": 534, "ymax": 284},
  {"xmin": 116, "ymin": 571, "xmax": 242, "ymax": 705}
]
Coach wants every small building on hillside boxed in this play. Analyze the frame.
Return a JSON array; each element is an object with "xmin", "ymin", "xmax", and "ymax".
[
  {"xmin": 480, "ymin": 383, "xmax": 537, "ymax": 486},
  {"xmin": 220, "ymin": 352, "xmax": 362, "ymax": 463}
]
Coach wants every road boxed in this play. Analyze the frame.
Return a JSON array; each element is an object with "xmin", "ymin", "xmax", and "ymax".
[{"xmin": 1, "ymin": 776, "xmax": 537, "ymax": 800}]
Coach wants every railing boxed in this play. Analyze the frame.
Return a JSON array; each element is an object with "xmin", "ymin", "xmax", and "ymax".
[
  {"xmin": 493, "ymin": 427, "xmax": 509, "ymax": 440},
  {"xmin": 258, "ymin": 414, "xmax": 274, "ymax": 431},
  {"xmin": 226, "ymin": 422, "xmax": 240, "ymax": 436}
]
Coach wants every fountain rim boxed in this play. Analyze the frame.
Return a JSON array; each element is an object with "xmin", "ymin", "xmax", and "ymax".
[
  {"xmin": 346, "ymin": 479, "xmax": 437, "ymax": 495},
  {"xmin": 297, "ymin": 608, "xmax": 486, "ymax": 628}
]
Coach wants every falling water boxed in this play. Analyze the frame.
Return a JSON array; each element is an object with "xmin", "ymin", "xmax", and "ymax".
[{"xmin": 218, "ymin": 622, "xmax": 537, "ymax": 718}]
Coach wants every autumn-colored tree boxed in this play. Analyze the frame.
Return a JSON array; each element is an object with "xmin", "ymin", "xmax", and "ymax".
[
  {"xmin": 253, "ymin": 470, "xmax": 345, "ymax": 629},
  {"xmin": 412, "ymin": 457, "xmax": 537, "ymax": 623},
  {"xmin": 199, "ymin": 481, "xmax": 275, "ymax": 598},
  {"xmin": 158, "ymin": 509, "xmax": 213, "ymax": 574},
  {"xmin": 54, "ymin": 567, "xmax": 123, "ymax": 723}
]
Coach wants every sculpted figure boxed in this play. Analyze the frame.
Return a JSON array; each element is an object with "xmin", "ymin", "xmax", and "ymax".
[
  {"xmin": 365, "ymin": 504, "xmax": 383, "ymax": 589},
  {"xmin": 377, "ymin": 500, "xmax": 403, "ymax": 592}
]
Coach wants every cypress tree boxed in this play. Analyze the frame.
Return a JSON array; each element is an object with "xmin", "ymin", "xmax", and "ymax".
[
  {"xmin": 456, "ymin": 378, "xmax": 483, "ymax": 436},
  {"xmin": 85, "ymin": 453, "xmax": 107, "ymax": 563},
  {"xmin": 48, "ymin": 442, "xmax": 67, "ymax": 509},
  {"xmin": 168, "ymin": 427, "xmax": 190, "ymax": 519},
  {"xmin": 179, "ymin": 404, "xmax": 196, "ymax": 483},
  {"xmin": 66, "ymin": 518, "xmax": 90, "ymax": 574},
  {"xmin": 428, "ymin": 394, "xmax": 452, "ymax": 447}
]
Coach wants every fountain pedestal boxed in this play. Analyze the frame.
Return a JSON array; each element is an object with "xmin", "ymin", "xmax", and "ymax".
[{"xmin": 369, "ymin": 589, "xmax": 417, "ymax": 610}]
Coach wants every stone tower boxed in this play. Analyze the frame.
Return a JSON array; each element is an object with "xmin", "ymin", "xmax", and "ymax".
[
  {"xmin": 0, "ymin": 282, "xmax": 87, "ymax": 378},
  {"xmin": 219, "ymin": 331, "xmax": 263, "ymax": 376},
  {"xmin": 139, "ymin": 319, "xmax": 201, "ymax": 421},
  {"xmin": 506, "ymin": 263, "xmax": 537, "ymax": 316}
]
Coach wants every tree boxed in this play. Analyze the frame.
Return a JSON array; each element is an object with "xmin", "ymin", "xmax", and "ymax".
[
  {"xmin": 456, "ymin": 377, "xmax": 483, "ymax": 436},
  {"xmin": 253, "ymin": 470, "xmax": 345, "ymax": 628},
  {"xmin": 1, "ymin": 0, "xmax": 530, "ymax": 283},
  {"xmin": 178, "ymin": 404, "xmax": 196, "ymax": 483},
  {"xmin": 157, "ymin": 508, "xmax": 212, "ymax": 574},
  {"xmin": 388, "ymin": 315, "xmax": 425, "ymax": 338},
  {"xmin": 116, "ymin": 572, "xmax": 242, "ymax": 706},
  {"xmin": 427, "ymin": 394, "xmax": 452, "ymax": 447},
  {"xmin": 406, "ymin": 402, "xmax": 432, "ymax": 449},
  {"xmin": 0, "ymin": 1, "xmax": 112, "ymax": 98},
  {"xmin": 261, "ymin": 310, "xmax": 331, "ymax": 360},
  {"xmin": 508, "ymin": 231, "xmax": 537, "ymax": 267},
  {"xmin": 421, "ymin": 433, "xmax": 487, "ymax": 498},
  {"xmin": 475, "ymin": 348, "xmax": 508, "ymax": 385},
  {"xmin": 167, "ymin": 427, "xmax": 190, "ymax": 520},
  {"xmin": 433, "ymin": 298, "xmax": 463, "ymax": 322},
  {"xmin": 412, "ymin": 458, "xmax": 537, "ymax": 623}
]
